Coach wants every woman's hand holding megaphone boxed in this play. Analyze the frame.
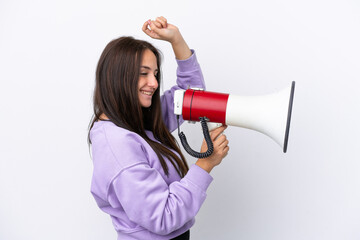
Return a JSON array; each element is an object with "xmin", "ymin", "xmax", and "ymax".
[{"xmin": 196, "ymin": 125, "xmax": 229, "ymax": 173}]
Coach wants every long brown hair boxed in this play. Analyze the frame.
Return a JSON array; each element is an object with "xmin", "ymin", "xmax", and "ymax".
[{"xmin": 88, "ymin": 36, "xmax": 189, "ymax": 177}]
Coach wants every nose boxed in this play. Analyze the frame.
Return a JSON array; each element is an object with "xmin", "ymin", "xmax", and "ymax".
[{"xmin": 148, "ymin": 74, "xmax": 158, "ymax": 89}]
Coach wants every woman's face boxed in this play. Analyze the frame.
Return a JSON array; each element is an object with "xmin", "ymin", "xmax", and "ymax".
[{"xmin": 138, "ymin": 49, "xmax": 159, "ymax": 108}]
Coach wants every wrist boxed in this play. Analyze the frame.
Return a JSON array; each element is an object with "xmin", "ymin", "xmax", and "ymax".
[
  {"xmin": 169, "ymin": 31, "xmax": 184, "ymax": 45},
  {"xmin": 196, "ymin": 159, "xmax": 213, "ymax": 173}
]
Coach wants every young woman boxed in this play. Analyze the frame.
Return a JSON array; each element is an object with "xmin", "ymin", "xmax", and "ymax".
[{"xmin": 88, "ymin": 16, "xmax": 229, "ymax": 240}]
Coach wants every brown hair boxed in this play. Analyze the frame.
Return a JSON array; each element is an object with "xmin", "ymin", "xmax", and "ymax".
[{"xmin": 88, "ymin": 36, "xmax": 188, "ymax": 177}]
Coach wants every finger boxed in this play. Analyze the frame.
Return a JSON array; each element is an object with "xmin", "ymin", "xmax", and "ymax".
[
  {"xmin": 210, "ymin": 125, "xmax": 227, "ymax": 141},
  {"xmin": 142, "ymin": 20, "xmax": 154, "ymax": 37},
  {"xmin": 209, "ymin": 124, "xmax": 227, "ymax": 133},
  {"xmin": 220, "ymin": 145, "xmax": 230, "ymax": 158},
  {"xmin": 210, "ymin": 129, "xmax": 224, "ymax": 141},
  {"xmin": 213, "ymin": 134, "xmax": 226, "ymax": 145},
  {"xmin": 149, "ymin": 20, "xmax": 162, "ymax": 34},
  {"xmin": 159, "ymin": 16, "xmax": 167, "ymax": 23},
  {"xmin": 143, "ymin": 27, "xmax": 158, "ymax": 39},
  {"xmin": 142, "ymin": 20, "xmax": 149, "ymax": 32},
  {"xmin": 144, "ymin": 21, "xmax": 161, "ymax": 39},
  {"xmin": 156, "ymin": 16, "xmax": 168, "ymax": 28},
  {"xmin": 155, "ymin": 18, "xmax": 166, "ymax": 28},
  {"xmin": 223, "ymin": 145, "xmax": 230, "ymax": 154},
  {"xmin": 216, "ymin": 135, "xmax": 228, "ymax": 145},
  {"xmin": 218, "ymin": 139, "xmax": 229, "ymax": 149},
  {"xmin": 152, "ymin": 20, "xmax": 163, "ymax": 29},
  {"xmin": 143, "ymin": 28, "xmax": 152, "ymax": 38},
  {"xmin": 223, "ymin": 147, "xmax": 229, "ymax": 158},
  {"xmin": 209, "ymin": 125, "xmax": 225, "ymax": 135}
]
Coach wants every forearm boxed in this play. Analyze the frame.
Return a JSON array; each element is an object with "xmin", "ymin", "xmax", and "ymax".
[{"xmin": 171, "ymin": 33, "xmax": 192, "ymax": 60}]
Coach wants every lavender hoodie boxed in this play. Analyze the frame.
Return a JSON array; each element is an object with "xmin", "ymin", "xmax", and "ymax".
[{"xmin": 90, "ymin": 51, "xmax": 212, "ymax": 240}]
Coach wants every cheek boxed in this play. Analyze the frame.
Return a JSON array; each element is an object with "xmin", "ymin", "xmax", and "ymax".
[
  {"xmin": 155, "ymin": 76, "xmax": 159, "ymax": 88},
  {"xmin": 137, "ymin": 78, "xmax": 143, "ymax": 88},
  {"xmin": 137, "ymin": 78, "xmax": 148, "ymax": 90}
]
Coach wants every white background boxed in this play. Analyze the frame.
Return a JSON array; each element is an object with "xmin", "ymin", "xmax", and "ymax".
[{"xmin": 1, "ymin": 0, "xmax": 359, "ymax": 239}]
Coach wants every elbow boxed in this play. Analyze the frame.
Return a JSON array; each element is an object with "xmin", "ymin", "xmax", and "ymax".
[
  {"xmin": 152, "ymin": 229, "xmax": 173, "ymax": 236},
  {"xmin": 128, "ymin": 215, "xmax": 184, "ymax": 236},
  {"xmin": 151, "ymin": 223, "xmax": 184, "ymax": 236}
]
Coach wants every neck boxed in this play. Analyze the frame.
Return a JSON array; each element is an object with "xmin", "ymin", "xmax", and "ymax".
[{"xmin": 99, "ymin": 113, "xmax": 109, "ymax": 120}]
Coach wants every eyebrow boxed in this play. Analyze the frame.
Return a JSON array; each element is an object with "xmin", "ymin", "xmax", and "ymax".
[{"xmin": 141, "ymin": 66, "xmax": 158, "ymax": 72}]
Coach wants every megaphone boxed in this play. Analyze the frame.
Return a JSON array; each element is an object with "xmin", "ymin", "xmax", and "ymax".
[{"xmin": 174, "ymin": 81, "xmax": 295, "ymax": 157}]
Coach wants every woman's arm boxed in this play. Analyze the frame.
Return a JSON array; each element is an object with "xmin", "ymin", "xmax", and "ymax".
[
  {"xmin": 160, "ymin": 51, "xmax": 205, "ymax": 132},
  {"xmin": 143, "ymin": 17, "xmax": 205, "ymax": 132}
]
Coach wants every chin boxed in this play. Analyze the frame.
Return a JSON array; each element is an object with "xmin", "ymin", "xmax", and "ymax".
[{"xmin": 141, "ymin": 102, "xmax": 152, "ymax": 108}]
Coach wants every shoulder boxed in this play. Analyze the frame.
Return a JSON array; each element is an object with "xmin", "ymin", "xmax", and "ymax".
[
  {"xmin": 91, "ymin": 121, "xmax": 143, "ymax": 143},
  {"xmin": 90, "ymin": 121, "xmax": 149, "ymax": 168}
]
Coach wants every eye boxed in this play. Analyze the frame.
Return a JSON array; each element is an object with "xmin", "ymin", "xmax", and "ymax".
[{"xmin": 140, "ymin": 72, "xmax": 148, "ymax": 76}]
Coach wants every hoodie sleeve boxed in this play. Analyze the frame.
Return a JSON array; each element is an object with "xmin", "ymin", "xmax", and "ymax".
[{"xmin": 161, "ymin": 50, "xmax": 206, "ymax": 132}]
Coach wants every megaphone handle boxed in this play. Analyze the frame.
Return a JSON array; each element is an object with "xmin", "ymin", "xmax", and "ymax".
[
  {"xmin": 207, "ymin": 122, "xmax": 223, "ymax": 131},
  {"xmin": 177, "ymin": 116, "xmax": 214, "ymax": 159}
]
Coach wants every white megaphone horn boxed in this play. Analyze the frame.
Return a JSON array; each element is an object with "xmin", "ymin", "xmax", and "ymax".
[{"xmin": 174, "ymin": 81, "xmax": 295, "ymax": 157}]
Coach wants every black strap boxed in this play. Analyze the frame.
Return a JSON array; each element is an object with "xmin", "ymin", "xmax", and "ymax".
[{"xmin": 170, "ymin": 230, "xmax": 190, "ymax": 240}]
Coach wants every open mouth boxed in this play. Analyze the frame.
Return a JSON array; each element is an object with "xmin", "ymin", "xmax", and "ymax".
[{"xmin": 140, "ymin": 90, "xmax": 154, "ymax": 96}]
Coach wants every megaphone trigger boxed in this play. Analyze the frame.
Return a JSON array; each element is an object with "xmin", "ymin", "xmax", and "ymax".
[{"xmin": 207, "ymin": 122, "xmax": 223, "ymax": 132}]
